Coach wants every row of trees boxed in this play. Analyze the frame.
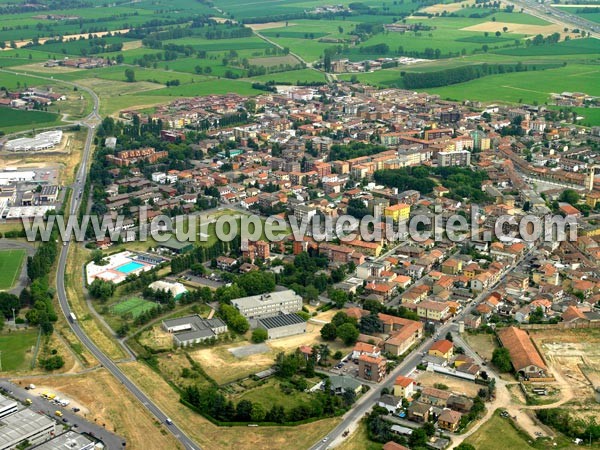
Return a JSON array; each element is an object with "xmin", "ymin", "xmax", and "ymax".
[{"xmin": 402, "ymin": 62, "xmax": 535, "ymax": 89}]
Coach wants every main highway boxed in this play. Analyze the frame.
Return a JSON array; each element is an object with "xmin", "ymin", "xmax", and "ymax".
[{"xmin": 2, "ymin": 68, "xmax": 202, "ymax": 450}]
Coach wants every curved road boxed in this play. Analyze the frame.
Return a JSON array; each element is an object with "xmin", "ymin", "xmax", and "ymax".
[{"xmin": 1, "ymin": 68, "xmax": 202, "ymax": 450}]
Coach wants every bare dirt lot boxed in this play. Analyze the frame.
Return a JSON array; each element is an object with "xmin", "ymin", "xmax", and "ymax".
[
  {"xmin": 187, "ymin": 317, "xmax": 352, "ymax": 384},
  {"xmin": 121, "ymin": 361, "xmax": 341, "ymax": 450},
  {"xmin": 530, "ymin": 327, "xmax": 600, "ymax": 420},
  {"xmin": 15, "ymin": 369, "xmax": 182, "ymax": 450},
  {"xmin": 248, "ymin": 55, "xmax": 299, "ymax": 68},
  {"xmin": 422, "ymin": 1, "xmax": 475, "ymax": 14},
  {"xmin": 417, "ymin": 371, "xmax": 482, "ymax": 397},
  {"xmin": 461, "ymin": 22, "xmax": 565, "ymax": 37},
  {"xmin": 463, "ymin": 332, "xmax": 498, "ymax": 361},
  {"xmin": 247, "ymin": 22, "xmax": 297, "ymax": 31}
]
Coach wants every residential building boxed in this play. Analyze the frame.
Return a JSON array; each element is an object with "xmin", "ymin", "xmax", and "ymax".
[
  {"xmin": 428, "ymin": 339, "xmax": 454, "ymax": 361},
  {"xmin": 358, "ymin": 354, "xmax": 387, "ymax": 382},
  {"xmin": 393, "ymin": 375, "xmax": 416, "ymax": 400},
  {"xmin": 438, "ymin": 409, "xmax": 463, "ymax": 432},
  {"xmin": 384, "ymin": 203, "xmax": 410, "ymax": 222},
  {"xmin": 416, "ymin": 300, "xmax": 451, "ymax": 322}
]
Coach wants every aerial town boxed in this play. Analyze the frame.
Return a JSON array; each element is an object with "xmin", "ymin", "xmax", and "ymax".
[{"xmin": 0, "ymin": 1, "xmax": 599, "ymax": 450}]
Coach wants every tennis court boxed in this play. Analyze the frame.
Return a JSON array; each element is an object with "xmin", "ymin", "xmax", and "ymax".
[{"xmin": 112, "ymin": 297, "xmax": 156, "ymax": 318}]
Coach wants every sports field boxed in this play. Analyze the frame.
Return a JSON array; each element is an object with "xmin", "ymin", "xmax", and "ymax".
[
  {"xmin": 0, "ymin": 329, "xmax": 38, "ymax": 371},
  {"xmin": 0, "ymin": 249, "xmax": 26, "ymax": 290},
  {"xmin": 112, "ymin": 297, "xmax": 157, "ymax": 318}
]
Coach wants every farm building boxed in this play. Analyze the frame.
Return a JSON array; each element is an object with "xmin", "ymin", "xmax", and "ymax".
[
  {"xmin": 231, "ymin": 289, "xmax": 303, "ymax": 319},
  {"xmin": 497, "ymin": 326, "xmax": 549, "ymax": 378},
  {"xmin": 162, "ymin": 315, "xmax": 227, "ymax": 347},
  {"xmin": 256, "ymin": 313, "xmax": 306, "ymax": 339},
  {"xmin": 148, "ymin": 280, "xmax": 188, "ymax": 299}
]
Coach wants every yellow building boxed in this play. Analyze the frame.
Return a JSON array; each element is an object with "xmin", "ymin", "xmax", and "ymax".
[
  {"xmin": 428, "ymin": 339, "xmax": 454, "ymax": 361},
  {"xmin": 384, "ymin": 203, "xmax": 410, "ymax": 222}
]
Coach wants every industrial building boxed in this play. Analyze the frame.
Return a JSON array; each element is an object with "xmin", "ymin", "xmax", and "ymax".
[
  {"xmin": 31, "ymin": 431, "xmax": 95, "ymax": 450},
  {"xmin": 162, "ymin": 315, "xmax": 228, "ymax": 347},
  {"xmin": 0, "ymin": 394, "xmax": 18, "ymax": 419},
  {"xmin": 0, "ymin": 408, "xmax": 56, "ymax": 450},
  {"xmin": 4, "ymin": 130, "xmax": 63, "ymax": 152},
  {"xmin": 231, "ymin": 289, "xmax": 303, "ymax": 319},
  {"xmin": 256, "ymin": 313, "xmax": 306, "ymax": 339}
]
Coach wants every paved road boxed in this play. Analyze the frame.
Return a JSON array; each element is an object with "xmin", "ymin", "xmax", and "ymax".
[
  {"xmin": 0, "ymin": 379, "xmax": 124, "ymax": 448},
  {"xmin": 310, "ymin": 248, "xmax": 535, "ymax": 449},
  {"xmin": 2, "ymin": 67, "xmax": 202, "ymax": 450}
]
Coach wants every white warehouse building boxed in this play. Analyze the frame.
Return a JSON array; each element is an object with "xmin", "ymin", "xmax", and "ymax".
[{"xmin": 4, "ymin": 130, "xmax": 63, "ymax": 152}]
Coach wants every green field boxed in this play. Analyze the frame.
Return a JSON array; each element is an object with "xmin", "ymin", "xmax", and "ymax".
[
  {"xmin": 0, "ymin": 249, "xmax": 26, "ymax": 290},
  {"xmin": 0, "ymin": 329, "xmax": 39, "ymax": 371},
  {"xmin": 425, "ymin": 64, "xmax": 600, "ymax": 109},
  {"xmin": 234, "ymin": 378, "xmax": 314, "ymax": 410},
  {"xmin": 555, "ymin": 6, "xmax": 600, "ymax": 24},
  {"xmin": 465, "ymin": 413, "xmax": 536, "ymax": 450},
  {"xmin": 249, "ymin": 68, "xmax": 326, "ymax": 84},
  {"xmin": 493, "ymin": 38, "xmax": 600, "ymax": 56},
  {"xmin": 0, "ymin": 107, "xmax": 62, "ymax": 134},
  {"xmin": 112, "ymin": 297, "xmax": 157, "ymax": 318}
]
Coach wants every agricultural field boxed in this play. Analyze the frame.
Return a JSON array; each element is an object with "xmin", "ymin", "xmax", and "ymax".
[
  {"xmin": 494, "ymin": 37, "xmax": 600, "ymax": 56},
  {"xmin": 0, "ymin": 329, "xmax": 39, "ymax": 372},
  {"xmin": 555, "ymin": 6, "xmax": 600, "ymax": 24},
  {"xmin": 249, "ymin": 68, "xmax": 327, "ymax": 84},
  {"xmin": 0, "ymin": 248, "xmax": 25, "ymax": 290},
  {"xmin": 0, "ymin": 107, "xmax": 62, "ymax": 134},
  {"xmin": 425, "ymin": 63, "xmax": 600, "ymax": 109}
]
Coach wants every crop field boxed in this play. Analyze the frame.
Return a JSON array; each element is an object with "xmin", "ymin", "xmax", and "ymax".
[
  {"xmin": 494, "ymin": 37, "xmax": 600, "ymax": 56},
  {"xmin": 0, "ymin": 329, "xmax": 38, "ymax": 371},
  {"xmin": 111, "ymin": 297, "xmax": 157, "ymax": 318},
  {"xmin": 0, "ymin": 108, "xmax": 62, "ymax": 134},
  {"xmin": 133, "ymin": 79, "xmax": 263, "ymax": 97},
  {"xmin": 426, "ymin": 64, "xmax": 600, "ymax": 108},
  {"xmin": 249, "ymin": 68, "xmax": 326, "ymax": 84},
  {"xmin": 0, "ymin": 249, "xmax": 25, "ymax": 290},
  {"xmin": 555, "ymin": 6, "xmax": 600, "ymax": 24}
]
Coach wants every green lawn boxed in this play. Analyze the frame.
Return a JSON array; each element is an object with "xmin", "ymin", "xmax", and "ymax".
[
  {"xmin": 0, "ymin": 329, "xmax": 39, "ymax": 371},
  {"xmin": 234, "ymin": 378, "xmax": 314, "ymax": 410},
  {"xmin": 133, "ymin": 79, "xmax": 263, "ymax": 97},
  {"xmin": 0, "ymin": 249, "xmax": 26, "ymax": 290},
  {"xmin": 493, "ymin": 38, "xmax": 600, "ymax": 56}
]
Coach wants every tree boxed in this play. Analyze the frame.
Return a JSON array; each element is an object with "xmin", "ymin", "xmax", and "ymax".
[
  {"xmin": 320, "ymin": 323, "xmax": 337, "ymax": 341},
  {"xmin": 492, "ymin": 347, "xmax": 512, "ymax": 372},
  {"xmin": 250, "ymin": 403, "xmax": 266, "ymax": 422},
  {"xmin": 456, "ymin": 444, "xmax": 476, "ymax": 450},
  {"xmin": 88, "ymin": 279, "xmax": 115, "ymax": 302},
  {"xmin": 236, "ymin": 400, "xmax": 254, "ymax": 421},
  {"xmin": 337, "ymin": 323, "xmax": 360, "ymax": 345},
  {"xmin": 124, "ymin": 68, "xmax": 135, "ymax": 82},
  {"xmin": 251, "ymin": 328, "xmax": 268, "ymax": 343},
  {"xmin": 359, "ymin": 312, "xmax": 382, "ymax": 333},
  {"xmin": 559, "ymin": 189, "xmax": 580, "ymax": 205}
]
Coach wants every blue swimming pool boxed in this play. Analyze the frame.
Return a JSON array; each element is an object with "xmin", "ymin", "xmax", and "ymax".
[{"xmin": 116, "ymin": 261, "xmax": 144, "ymax": 274}]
